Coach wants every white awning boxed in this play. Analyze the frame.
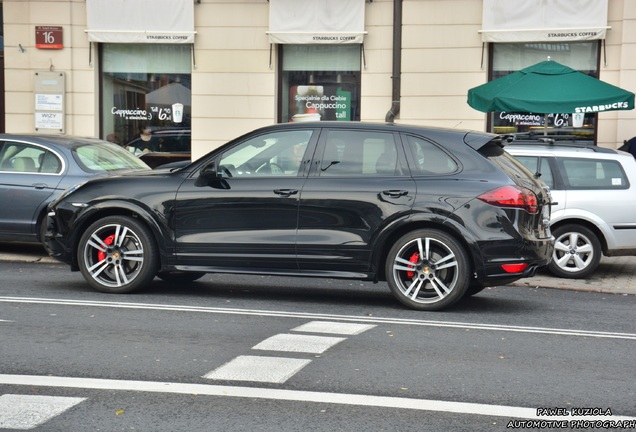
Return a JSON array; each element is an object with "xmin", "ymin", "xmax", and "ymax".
[
  {"xmin": 268, "ymin": 0, "xmax": 366, "ymax": 45},
  {"xmin": 480, "ymin": 0, "xmax": 609, "ymax": 43},
  {"xmin": 86, "ymin": 0, "xmax": 195, "ymax": 44}
]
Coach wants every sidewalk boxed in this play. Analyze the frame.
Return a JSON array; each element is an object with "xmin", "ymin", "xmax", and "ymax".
[
  {"xmin": 1, "ymin": 242, "xmax": 635, "ymax": 296},
  {"xmin": 512, "ymin": 255, "xmax": 636, "ymax": 296}
]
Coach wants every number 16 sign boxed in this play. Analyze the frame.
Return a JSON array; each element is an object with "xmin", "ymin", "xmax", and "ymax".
[{"xmin": 36, "ymin": 26, "xmax": 63, "ymax": 49}]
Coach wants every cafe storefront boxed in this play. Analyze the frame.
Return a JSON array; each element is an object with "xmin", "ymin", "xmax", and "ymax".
[
  {"xmin": 480, "ymin": 0, "xmax": 609, "ymax": 139},
  {"xmin": 2, "ymin": 0, "xmax": 633, "ymax": 153},
  {"xmin": 268, "ymin": 0, "xmax": 365, "ymax": 123},
  {"xmin": 86, "ymin": 0, "xmax": 194, "ymax": 149}
]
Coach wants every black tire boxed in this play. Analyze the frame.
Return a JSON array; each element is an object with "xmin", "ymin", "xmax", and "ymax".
[
  {"xmin": 548, "ymin": 224, "xmax": 601, "ymax": 279},
  {"xmin": 157, "ymin": 271, "xmax": 206, "ymax": 284},
  {"xmin": 385, "ymin": 229, "xmax": 470, "ymax": 311},
  {"xmin": 77, "ymin": 215, "xmax": 158, "ymax": 293},
  {"xmin": 38, "ymin": 213, "xmax": 48, "ymax": 245}
]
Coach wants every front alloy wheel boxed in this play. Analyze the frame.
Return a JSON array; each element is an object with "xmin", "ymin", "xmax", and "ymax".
[
  {"xmin": 386, "ymin": 229, "xmax": 470, "ymax": 311},
  {"xmin": 78, "ymin": 216, "xmax": 158, "ymax": 293}
]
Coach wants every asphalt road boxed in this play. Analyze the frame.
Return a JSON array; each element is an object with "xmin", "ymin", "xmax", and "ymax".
[{"xmin": 1, "ymin": 261, "xmax": 635, "ymax": 431}]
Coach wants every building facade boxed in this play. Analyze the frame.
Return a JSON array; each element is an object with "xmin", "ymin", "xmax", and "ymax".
[{"xmin": 2, "ymin": 0, "xmax": 635, "ymax": 160}]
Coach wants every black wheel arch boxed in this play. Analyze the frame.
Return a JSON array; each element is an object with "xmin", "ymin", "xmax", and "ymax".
[
  {"xmin": 371, "ymin": 215, "xmax": 480, "ymax": 282},
  {"xmin": 67, "ymin": 200, "xmax": 172, "ymax": 271}
]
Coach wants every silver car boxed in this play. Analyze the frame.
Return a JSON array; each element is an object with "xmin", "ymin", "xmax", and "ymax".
[{"xmin": 507, "ymin": 142, "xmax": 636, "ymax": 278}]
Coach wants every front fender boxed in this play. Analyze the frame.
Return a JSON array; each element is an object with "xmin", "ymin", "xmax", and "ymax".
[{"xmin": 67, "ymin": 198, "xmax": 175, "ymax": 270}]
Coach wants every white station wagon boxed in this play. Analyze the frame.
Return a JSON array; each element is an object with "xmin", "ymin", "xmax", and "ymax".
[{"xmin": 507, "ymin": 141, "xmax": 636, "ymax": 279}]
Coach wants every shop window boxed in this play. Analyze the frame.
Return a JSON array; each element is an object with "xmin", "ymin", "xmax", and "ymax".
[
  {"xmin": 490, "ymin": 42, "xmax": 599, "ymax": 138},
  {"xmin": 100, "ymin": 44, "xmax": 191, "ymax": 151},
  {"xmin": 280, "ymin": 45, "xmax": 361, "ymax": 123}
]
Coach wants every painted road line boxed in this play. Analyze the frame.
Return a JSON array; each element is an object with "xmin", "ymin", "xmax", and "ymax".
[
  {"xmin": 1, "ymin": 374, "xmax": 635, "ymax": 421},
  {"xmin": 205, "ymin": 323, "xmax": 359, "ymax": 384},
  {"xmin": 292, "ymin": 321, "xmax": 376, "ymax": 335},
  {"xmin": 203, "ymin": 355, "xmax": 311, "ymax": 383},
  {"xmin": 1, "ymin": 296, "xmax": 636, "ymax": 340},
  {"xmin": 252, "ymin": 333, "xmax": 346, "ymax": 354},
  {"xmin": 0, "ymin": 394, "xmax": 86, "ymax": 430}
]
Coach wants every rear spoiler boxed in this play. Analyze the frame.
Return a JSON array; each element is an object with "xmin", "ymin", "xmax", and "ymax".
[{"xmin": 463, "ymin": 132, "xmax": 508, "ymax": 150}]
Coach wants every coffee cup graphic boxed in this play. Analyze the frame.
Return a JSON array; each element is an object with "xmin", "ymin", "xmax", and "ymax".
[
  {"xmin": 292, "ymin": 113, "xmax": 321, "ymax": 122},
  {"xmin": 572, "ymin": 112, "xmax": 584, "ymax": 128},
  {"xmin": 172, "ymin": 103, "xmax": 184, "ymax": 124}
]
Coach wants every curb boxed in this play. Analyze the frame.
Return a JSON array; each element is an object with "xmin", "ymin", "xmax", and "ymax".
[{"xmin": 0, "ymin": 254, "xmax": 58, "ymax": 264}]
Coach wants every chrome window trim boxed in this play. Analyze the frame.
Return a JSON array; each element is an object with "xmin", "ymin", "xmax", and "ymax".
[{"xmin": 0, "ymin": 139, "xmax": 66, "ymax": 176}]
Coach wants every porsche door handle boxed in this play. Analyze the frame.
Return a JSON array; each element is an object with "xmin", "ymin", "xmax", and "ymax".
[
  {"xmin": 382, "ymin": 190, "xmax": 408, "ymax": 198},
  {"xmin": 273, "ymin": 189, "xmax": 299, "ymax": 197}
]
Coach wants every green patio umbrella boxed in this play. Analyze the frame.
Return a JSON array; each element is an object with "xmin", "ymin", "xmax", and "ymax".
[{"xmin": 467, "ymin": 60, "xmax": 634, "ymax": 134}]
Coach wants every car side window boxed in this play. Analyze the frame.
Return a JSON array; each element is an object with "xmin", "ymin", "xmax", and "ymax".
[
  {"xmin": 405, "ymin": 135, "xmax": 457, "ymax": 175},
  {"xmin": 558, "ymin": 157, "xmax": 629, "ymax": 189},
  {"xmin": 218, "ymin": 130, "xmax": 313, "ymax": 177},
  {"xmin": 514, "ymin": 156, "xmax": 554, "ymax": 189},
  {"xmin": 319, "ymin": 130, "xmax": 399, "ymax": 176},
  {"xmin": 155, "ymin": 133, "xmax": 190, "ymax": 153},
  {"xmin": 0, "ymin": 142, "xmax": 61, "ymax": 174}
]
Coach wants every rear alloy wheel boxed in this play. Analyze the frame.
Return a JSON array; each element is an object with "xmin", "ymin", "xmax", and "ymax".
[
  {"xmin": 78, "ymin": 216, "xmax": 158, "ymax": 293},
  {"xmin": 548, "ymin": 224, "xmax": 601, "ymax": 279},
  {"xmin": 386, "ymin": 229, "xmax": 470, "ymax": 311}
]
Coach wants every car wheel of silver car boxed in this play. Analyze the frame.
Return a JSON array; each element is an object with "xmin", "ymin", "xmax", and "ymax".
[
  {"xmin": 548, "ymin": 224, "xmax": 601, "ymax": 279},
  {"xmin": 386, "ymin": 229, "xmax": 470, "ymax": 311},
  {"xmin": 78, "ymin": 215, "xmax": 158, "ymax": 293}
]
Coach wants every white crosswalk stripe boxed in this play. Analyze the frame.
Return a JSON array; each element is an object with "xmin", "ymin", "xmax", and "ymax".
[
  {"xmin": 252, "ymin": 333, "xmax": 346, "ymax": 353},
  {"xmin": 203, "ymin": 320, "xmax": 376, "ymax": 384},
  {"xmin": 0, "ymin": 394, "xmax": 86, "ymax": 430},
  {"xmin": 292, "ymin": 321, "xmax": 376, "ymax": 335},
  {"xmin": 203, "ymin": 355, "xmax": 311, "ymax": 383}
]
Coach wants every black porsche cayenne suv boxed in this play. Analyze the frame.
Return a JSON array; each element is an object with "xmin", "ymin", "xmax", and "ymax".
[{"xmin": 45, "ymin": 122, "xmax": 553, "ymax": 311}]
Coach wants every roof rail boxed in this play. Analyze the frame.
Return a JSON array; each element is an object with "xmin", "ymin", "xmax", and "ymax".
[{"xmin": 506, "ymin": 138, "xmax": 618, "ymax": 154}]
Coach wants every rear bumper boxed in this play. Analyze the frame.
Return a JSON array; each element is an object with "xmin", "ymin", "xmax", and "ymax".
[{"xmin": 477, "ymin": 237, "xmax": 553, "ymax": 285}]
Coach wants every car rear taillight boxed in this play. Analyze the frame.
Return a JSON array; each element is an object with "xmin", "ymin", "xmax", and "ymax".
[{"xmin": 477, "ymin": 186, "xmax": 539, "ymax": 214}]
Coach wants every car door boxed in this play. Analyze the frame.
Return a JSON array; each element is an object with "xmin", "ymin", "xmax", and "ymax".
[
  {"xmin": 557, "ymin": 156, "xmax": 636, "ymax": 249},
  {"xmin": 512, "ymin": 154, "xmax": 565, "ymax": 215},
  {"xmin": 297, "ymin": 128, "xmax": 416, "ymax": 274},
  {"xmin": 173, "ymin": 129, "xmax": 317, "ymax": 270},
  {"xmin": 0, "ymin": 140, "xmax": 64, "ymax": 239}
]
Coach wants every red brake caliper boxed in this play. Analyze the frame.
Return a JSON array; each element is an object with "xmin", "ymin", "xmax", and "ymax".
[
  {"xmin": 406, "ymin": 253, "xmax": 419, "ymax": 278},
  {"xmin": 97, "ymin": 234, "xmax": 115, "ymax": 262}
]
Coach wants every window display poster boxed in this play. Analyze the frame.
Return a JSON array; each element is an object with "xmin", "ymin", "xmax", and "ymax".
[{"xmin": 289, "ymin": 84, "xmax": 353, "ymax": 122}]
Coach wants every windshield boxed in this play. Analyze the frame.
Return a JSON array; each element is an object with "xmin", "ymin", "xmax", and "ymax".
[{"xmin": 73, "ymin": 143, "xmax": 150, "ymax": 172}]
